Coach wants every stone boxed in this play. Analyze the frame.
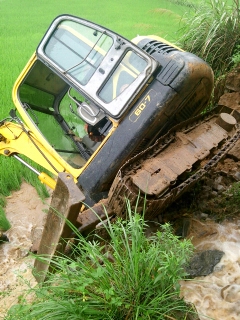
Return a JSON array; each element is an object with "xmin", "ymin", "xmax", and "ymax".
[
  {"xmin": 228, "ymin": 139, "xmax": 240, "ymax": 160},
  {"xmin": 186, "ymin": 249, "xmax": 224, "ymax": 277},
  {"xmin": 31, "ymin": 227, "xmax": 44, "ymax": 253},
  {"xmin": 225, "ymin": 66, "xmax": 240, "ymax": 92},
  {"xmin": 0, "ymin": 232, "xmax": 9, "ymax": 243},
  {"xmin": 234, "ymin": 172, "xmax": 240, "ymax": 181},
  {"xmin": 200, "ymin": 212, "xmax": 209, "ymax": 219}
]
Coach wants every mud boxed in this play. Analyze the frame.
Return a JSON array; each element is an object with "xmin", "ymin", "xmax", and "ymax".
[{"xmin": 0, "ymin": 182, "xmax": 51, "ymax": 318}]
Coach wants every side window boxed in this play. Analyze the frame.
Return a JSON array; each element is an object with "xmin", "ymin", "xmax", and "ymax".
[
  {"xmin": 59, "ymin": 90, "xmax": 86, "ymax": 139},
  {"xmin": 59, "ymin": 87, "xmax": 112, "ymax": 158},
  {"xmin": 99, "ymin": 50, "xmax": 147, "ymax": 103}
]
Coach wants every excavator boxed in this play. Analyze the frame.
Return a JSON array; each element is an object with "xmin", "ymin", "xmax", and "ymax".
[{"xmin": 0, "ymin": 15, "xmax": 239, "ymax": 265}]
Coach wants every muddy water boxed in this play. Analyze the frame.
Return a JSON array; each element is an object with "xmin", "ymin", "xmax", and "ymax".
[
  {"xmin": 0, "ymin": 182, "xmax": 50, "ymax": 318},
  {"xmin": 181, "ymin": 218, "xmax": 240, "ymax": 320}
]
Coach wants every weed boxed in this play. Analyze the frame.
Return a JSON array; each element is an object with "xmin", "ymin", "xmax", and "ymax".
[
  {"xmin": 178, "ymin": 0, "xmax": 240, "ymax": 75},
  {"xmin": 0, "ymin": 206, "xmax": 11, "ymax": 231},
  {"xmin": 6, "ymin": 204, "xmax": 195, "ymax": 319},
  {"xmin": 227, "ymin": 182, "xmax": 240, "ymax": 205},
  {"xmin": 232, "ymin": 45, "xmax": 240, "ymax": 66}
]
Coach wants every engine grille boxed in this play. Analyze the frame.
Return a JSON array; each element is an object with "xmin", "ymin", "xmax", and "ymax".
[{"xmin": 141, "ymin": 40, "xmax": 179, "ymax": 56}]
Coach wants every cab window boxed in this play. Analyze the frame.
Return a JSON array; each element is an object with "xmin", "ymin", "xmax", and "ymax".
[
  {"xmin": 44, "ymin": 20, "xmax": 113, "ymax": 85},
  {"xmin": 99, "ymin": 50, "xmax": 147, "ymax": 103}
]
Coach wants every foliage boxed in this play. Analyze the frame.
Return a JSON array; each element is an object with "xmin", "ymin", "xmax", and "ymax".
[
  {"xmin": 227, "ymin": 182, "xmax": 240, "ymax": 206},
  {"xmin": 232, "ymin": 45, "xmax": 240, "ymax": 66},
  {"xmin": 0, "ymin": 205, "xmax": 11, "ymax": 231},
  {"xmin": 178, "ymin": 0, "xmax": 240, "ymax": 75},
  {"xmin": 0, "ymin": 193, "xmax": 10, "ymax": 231},
  {"xmin": 186, "ymin": 180, "xmax": 240, "ymax": 222},
  {"xmin": 6, "ymin": 205, "xmax": 195, "ymax": 319}
]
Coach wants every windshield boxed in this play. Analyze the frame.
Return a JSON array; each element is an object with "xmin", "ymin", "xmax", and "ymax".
[
  {"xmin": 44, "ymin": 20, "xmax": 113, "ymax": 85},
  {"xmin": 37, "ymin": 15, "xmax": 158, "ymax": 119}
]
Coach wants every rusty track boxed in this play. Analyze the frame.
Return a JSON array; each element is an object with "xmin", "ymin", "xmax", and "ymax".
[{"xmin": 107, "ymin": 106, "xmax": 240, "ymax": 219}]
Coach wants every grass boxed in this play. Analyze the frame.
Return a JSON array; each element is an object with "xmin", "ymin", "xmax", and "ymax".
[
  {"xmin": 0, "ymin": 196, "xmax": 10, "ymax": 231},
  {"xmin": 203, "ymin": 181, "xmax": 240, "ymax": 221},
  {"xmin": 0, "ymin": 206, "xmax": 11, "ymax": 231},
  {"xmin": 177, "ymin": 0, "xmax": 240, "ymax": 75},
  {"xmin": 6, "ymin": 204, "xmax": 195, "ymax": 319}
]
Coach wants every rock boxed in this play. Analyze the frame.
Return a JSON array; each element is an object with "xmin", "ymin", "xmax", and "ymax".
[
  {"xmin": 217, "ymin": 185, "xmax": 225, "ymax": 192},
  {"xmin": 234, "ymin": 172, "xmax": 240, "ymax": 181},
  {"xmin": 199, "ymin": 212, "xmax": 209, "ymax": 219},
  {"xmin": 0, "ymin": 232, "xmax": 9, "ymax": 243},
  {"xmin": 211, "ymin": 191, "xmax": 218, "ymax": 197},
  {"xmin": 186, "ymin": 249, "xmax": 224, "ymax": 277},
  {"xmin": 30, "ymin": 227, "xmax": 44, "ymax": 253},
  {"xmin": 212, "ymin": 176, "xmax": 225, "ymax": 192},
  {"xmin": 228, "ymin": 139, "xmax": 240, "ymax": 160},
  {"xmin": 218, "ymin": 92, "xmax": 240, "ymax": 111},
  {"xmin": 225, "ymin": 66, "xmax": 240, "ymax": 92}
]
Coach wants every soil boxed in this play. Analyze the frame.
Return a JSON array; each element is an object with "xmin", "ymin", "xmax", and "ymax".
[
  {"xmin": 1, "ymin": 66, "xmax": 240, "ymax": 319},
  {"xmin": 0, "ymin": 183, "xmax": 51, "ymax": 318}
]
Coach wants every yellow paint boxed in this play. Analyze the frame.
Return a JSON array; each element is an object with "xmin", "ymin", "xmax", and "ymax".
[{"xmin": 38, "ymin": 172, "xmax": 56, "ymax": 189}]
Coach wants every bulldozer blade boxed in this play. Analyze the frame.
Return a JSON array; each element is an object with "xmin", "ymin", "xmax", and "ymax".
[
  {"xmin": 77, "ymin": 199, "xmax": 110, "ymax": 234},
  {"xmin": 34, "ymin": 172, "xmax": 85, "ymax": 283}
]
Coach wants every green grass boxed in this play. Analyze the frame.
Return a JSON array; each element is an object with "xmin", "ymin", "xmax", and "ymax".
[
  {"xmin": 177, "ymin": 0, "xmax": 240, "ymax": 74},
  {"xmin": 0, "ymin": 206, "xmax": 11, "ymax": 231},
  {"xmin": 6, "ymin": 206, "xmax": 195, "ymax": 319}
]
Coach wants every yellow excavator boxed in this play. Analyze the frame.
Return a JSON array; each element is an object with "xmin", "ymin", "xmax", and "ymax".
[{"xmin": 1, "ymin": 15, "xmax": 239, "ymax": 272}]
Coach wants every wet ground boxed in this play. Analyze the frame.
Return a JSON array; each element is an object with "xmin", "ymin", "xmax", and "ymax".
[{"xmin": 0, "ymin": 183, "xmax": 51, "ymax": 318}]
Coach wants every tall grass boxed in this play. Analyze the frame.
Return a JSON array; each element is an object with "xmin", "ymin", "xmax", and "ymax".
[
  {"xmin": 178, "ymin": 0, "xmax": 240, "ymax": 75},
  {"xmin": 0, "ymin": 206, "xmax": 11, "ymax": 231},
  {"xmin": 6, "ymin": 205, "xmax": 195, "ymax": 319}
]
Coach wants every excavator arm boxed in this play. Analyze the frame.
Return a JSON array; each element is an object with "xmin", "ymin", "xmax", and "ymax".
[{"xmin": 0, "ymin": 119, "xmax": 66, "ymax": 189}]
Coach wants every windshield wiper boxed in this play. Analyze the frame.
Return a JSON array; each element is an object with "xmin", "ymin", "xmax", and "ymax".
[{"xmin": 63, "ymin": 30, "xmax": 107, "ymax": 74}]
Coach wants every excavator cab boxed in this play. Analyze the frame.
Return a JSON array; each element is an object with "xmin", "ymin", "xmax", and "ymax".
[{"xmin": 12, "ymin": 14, "xmax": 158, "ymax": 177}]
